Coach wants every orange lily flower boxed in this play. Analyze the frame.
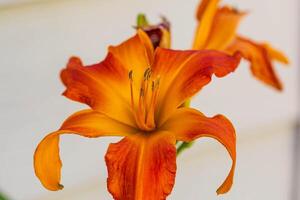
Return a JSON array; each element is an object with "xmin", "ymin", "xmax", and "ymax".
[
  {"xmin": 193, "ymin": 0, "xmax": 289, "ymax": 90},
  {"xmin": 34, "ymin": 30, "xmax": 241, "ymax": 199}
]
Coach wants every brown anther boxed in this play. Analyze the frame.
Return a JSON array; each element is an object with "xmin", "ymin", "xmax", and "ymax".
[
  {"xmin": 151, "ymin": 81, "xmax": 155, "ymax": 91},
  {"xmin": 143, "ymin": 68, "xmax": 152, "ymax": 80},
  {"xmin": 128, "ymin": 70, "xmax": 133, "ymax": 81},
  {"xmin": 140, "ymin": 88, "xmax": 144, "ymax": 97}
]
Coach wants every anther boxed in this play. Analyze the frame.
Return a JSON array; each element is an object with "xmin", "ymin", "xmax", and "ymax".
[
  {"xmin": 129, "ymin": 70, "xmax": 135, "ymax": 109},
  {"xmin": 143, "ymin": 68, "xmax": 152, "ymax": 80},
  {"xmin": 151, "ymin": 81, "xmax": 155, "ymax": 91},
  {"xmin": 140, "ymin": 88, "xmax": 144, "ymax": 97},
  {"xmin": 128, "ymin": 70, "xmax": 133, "ymax": 81}
]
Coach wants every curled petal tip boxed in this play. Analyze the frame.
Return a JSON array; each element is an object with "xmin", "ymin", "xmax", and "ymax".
[
  {"xmin": 274, "ymin": 82, "xmax": 283, "ymax": 91},
  {"xmin": 46, "ymin": 183, "xmax": 64, "ymax": 191},
  {"xmin": 44, "ymin": 183, "xmax": 64, "ymax": 191},
  {"xmin": 216, "ymin": 182, "xmax": 232, "ymax": 195},
  {"xmin": 58, "ymin": 184, "xmax": 64, "ymax": 190}
]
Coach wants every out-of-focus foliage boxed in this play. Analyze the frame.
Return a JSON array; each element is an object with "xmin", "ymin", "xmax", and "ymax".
[{"xmin": 0, "ymin": 192, "xmax": 10, "ymax": 200}]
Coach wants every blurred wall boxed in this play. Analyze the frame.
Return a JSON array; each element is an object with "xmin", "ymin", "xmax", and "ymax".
[{"xmin": 0, "ymin": 0, "xmax": 298, "ymax": 199}]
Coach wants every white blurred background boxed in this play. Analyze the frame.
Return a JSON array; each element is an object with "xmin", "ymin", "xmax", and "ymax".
[{"xmin": 0, "ymin": 0, "xmax": 299, "ymax": 199}]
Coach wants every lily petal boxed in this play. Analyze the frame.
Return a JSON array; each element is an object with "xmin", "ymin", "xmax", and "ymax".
[
  {"xmin": 109, "ymin": 29, "xmax": 154, "ymax": 85},
  {"xmin": 196, "ymin": 0, "xmax": 219, "ymax": 20},
  {"xmin": 61, "ymin": 53, "xmax": 136, "ymax": 126},
  {"xmin": 152, "ymin": 48, "xmax": 241, "ymax": 125},
  {"xmin": 204, "ymin": 6, "xmax": 247, "ymax": 50},
  {"xmin": 61, "ymin": 31, "xmax": 154, "ymax": 126},
  {"xmin": 193, "ymin": 0, "xmax": 220, "ymax": 49},
  {"xmin": 226, "ymin": 36, "xmax": 283, "ymax": 90},
  {"xmin": 34, "ymin": 109, "xmax": 136, "ymax": 191},
  {"xmin": 161, "ymin": 107, "xmax": 236, "ymax": 194},
  {"xmin": 105, "ymin": 132, "xmax": 176, "ymax": 200},
  {"xmin": 262, "ymin": 43, "xmax": 290, "ymax": 64}
]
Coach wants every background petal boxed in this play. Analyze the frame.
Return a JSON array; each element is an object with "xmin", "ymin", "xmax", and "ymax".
[
  {"xmin": 193, "ymin": 0, "xmax": 220, "ymax": 49},
  {"xmin": 226, "ymin": 36, "xmax": 284, "ymax": 90},
  {"xmin": 204, "ymin": 6, "xmax": 246, "ymax": 50},
  {"xmin": 262, "ymin": 43, "xmax": 290, "ymax": 64}
]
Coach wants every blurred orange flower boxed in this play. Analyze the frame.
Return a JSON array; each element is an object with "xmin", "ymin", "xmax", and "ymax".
[
  {"xmin": 193, "ymin": 0, "xmax": 289, "ymax": 90},
  {"xmin": 34, "ymin": 30, "xmax": 241, "ymax": 199}
]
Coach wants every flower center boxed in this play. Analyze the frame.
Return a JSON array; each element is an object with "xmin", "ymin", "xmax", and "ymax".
[{"xmin": 129, "ymin": 68, "xmax": 160, "ymax": 131}]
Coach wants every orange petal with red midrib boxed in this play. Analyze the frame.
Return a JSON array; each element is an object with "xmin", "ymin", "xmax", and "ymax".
[
  {"xmin": 105, "ymin": 132, "xmax": 176, "ymax": 200},
  {"xmin": 34, "ymin": 109, "xmax": 136, "ymax": 191},
  {"xmin": 61, "ymin": 31, "xmax": 154, "ymax": 127},
  {"xmin": 152, "ymin": 48, "xmax": 241, "ymax": 125},
  {"xmin": 61, "ymin": 53, "xmax": 138, "ymax": 126},
  {"xmin": 161, "ymin": 107, "xmax": 236, "ymax": 194}
]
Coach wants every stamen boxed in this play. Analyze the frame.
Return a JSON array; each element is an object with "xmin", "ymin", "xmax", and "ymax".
[
  {"xmin": 142, "ymin": 68, "xmax": 152, "ymax": 124},
  {"xmin": 140, "ymin": 87, "xmax": 144, "ymax": 97},
  {"xmin": 128, "ymin": 68, "xmax": 159, "ymax": 131},
  {"xmin": 143, "ymin": 68, "xmax": 151, "ymax": 80},
  {"xmin": 145, "ymin": 78, "xmax": 160, "ymax": 129},
  {"xmin": 151, "ymin": 81, "xmax": 155, "ymax": 91},
  {"xmin": 129, "ymin": 70, "xmax": 150, "ymax": 131},
  {"xmin": 137, "ymin": 85, "xmax": 146, "ymax": 127},
  {"xmin": 128, "ymin": 70, "xmax": 133, "ymax": 80},
  {"xmin": 128, "ymin": 70, "xmax": 134, "ymax": 108}
]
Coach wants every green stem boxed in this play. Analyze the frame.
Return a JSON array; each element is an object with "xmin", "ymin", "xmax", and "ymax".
[
  {"xmin": 177, "ymin": 141, "xmax": 195, "ymax": 156},
  {"xmin": 182, "ymin": 99, "xmax": 191, "ymax": 107}
]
